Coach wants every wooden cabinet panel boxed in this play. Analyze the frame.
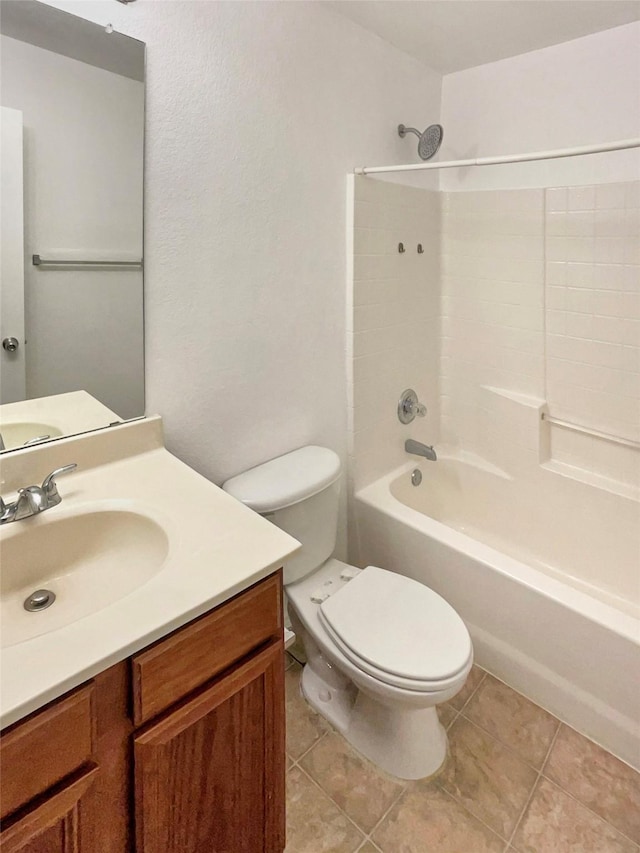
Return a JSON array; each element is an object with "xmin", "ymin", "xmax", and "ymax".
[
  {"xmin": 0, "ymin": 765, "xmax": 99, "ymax": 853},
  {"xmin": 0, "ymin": 685, "xmax": 95, "ymax": 819},
  {"xmin": 131, "ymin": 572, "xmax": 282, "ymax": 726},
  {"xmin": 78, "ymin": 664, "xmax": 132, "ymax": 853},
  {"xmin": 134, "ymin": 639, "xmax": 285, "ymax": 853}
]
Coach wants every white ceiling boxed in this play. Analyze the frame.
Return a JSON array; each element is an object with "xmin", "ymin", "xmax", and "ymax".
[{"xmin": 326, "ymin": 1, "xmax": 640, "ymax": 74}]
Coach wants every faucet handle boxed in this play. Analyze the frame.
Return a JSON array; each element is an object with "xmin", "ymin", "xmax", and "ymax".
[
  {"xmin": 41, "ymin": 464, "xmax": 77, "ymax": 504},
  {"xmin": 23, "ymin": 435, "xmax": 51, "ymax": 447},
  {"xmin": 398, "ymin": 389, "xmax": 427, "ymax": 424}
]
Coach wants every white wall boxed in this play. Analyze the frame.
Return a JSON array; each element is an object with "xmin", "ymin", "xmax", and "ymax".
[
  {"xmin": 440, "ymin": 23, "xmax": 640, "ymax": 191},
  {"xmin": 0, "ymin": 35, "xmax": 144, "ymax": 417},
  {"xmin": 41, "ymin": 0, "xmax": 442, "ymax": 558}
]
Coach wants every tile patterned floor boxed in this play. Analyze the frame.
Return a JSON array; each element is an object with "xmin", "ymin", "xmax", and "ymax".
[{"xmin": 284, "ymin": 655, "xmax": 640, "ymax": 853}]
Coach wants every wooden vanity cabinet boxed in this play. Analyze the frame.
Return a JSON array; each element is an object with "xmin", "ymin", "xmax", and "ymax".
[{"xmin": 0, "ymin": 572, "xmax": 286, "ymax": 853}]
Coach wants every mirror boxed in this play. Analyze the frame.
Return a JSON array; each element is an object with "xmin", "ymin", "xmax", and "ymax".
[{"xmin": 0, "ymin": 0, "xmax": 145, "ymax": 451}]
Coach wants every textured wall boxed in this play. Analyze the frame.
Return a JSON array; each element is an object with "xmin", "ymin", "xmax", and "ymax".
[{"xmin": 42, "ymin": 1, "xmax": 442, "ymax": 536}]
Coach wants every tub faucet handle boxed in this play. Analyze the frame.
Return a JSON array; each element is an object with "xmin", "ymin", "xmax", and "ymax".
[{"xmin": 398, "ymin": 389, "xmax": 427, "ymax": 424}]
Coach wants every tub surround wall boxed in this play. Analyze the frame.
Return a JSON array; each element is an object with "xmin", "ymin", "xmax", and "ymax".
[
  {"xmin": 441, "ymin": 188, "xmax": 545, "ymax": 472},
  {"xmin": 442, "ymin": 181, "xmax": 640, "ymax": 493},
  {"xmin": 349, "ymin": 177, "xmax": 440, "ymax": 491},
  {"xmin": 545, "ymin": 182, "xmax": 640, "ymax": 487},
  {"xmin": 352, "ymin": 179, "xmax": 639, "ymax": 495}
]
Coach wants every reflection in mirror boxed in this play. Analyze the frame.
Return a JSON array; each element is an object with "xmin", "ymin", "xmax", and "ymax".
[{"xmin": 0, "ymin": 0, "xmax": 145, "ymax": 451}]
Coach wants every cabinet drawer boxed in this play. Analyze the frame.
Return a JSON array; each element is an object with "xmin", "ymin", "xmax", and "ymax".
[
  {"xmin": 0, "ymin": 684, "xmax": 95, "ymax": 820},
  {"xmin": 131, "ymin": 572, "xmax": 282, "ymax": 726}
]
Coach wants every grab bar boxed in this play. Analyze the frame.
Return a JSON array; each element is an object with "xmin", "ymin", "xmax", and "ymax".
[
  {"xmin": 33, "ymin": 254, "xmax": 142, "ymax": 268},
  {"xmin": 541, "ymin": 413, "xmax": 640, "ymax": 450}
]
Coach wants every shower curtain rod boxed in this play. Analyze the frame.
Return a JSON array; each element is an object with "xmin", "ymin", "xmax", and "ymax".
[{"xmin": 354, "ymin": 137, "xmax": 640, "ymax": 175}]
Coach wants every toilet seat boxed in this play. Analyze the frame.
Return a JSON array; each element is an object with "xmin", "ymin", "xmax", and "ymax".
[{"xmin": 318, "ymin": 566, "xmax": 472, "ymax": 693}]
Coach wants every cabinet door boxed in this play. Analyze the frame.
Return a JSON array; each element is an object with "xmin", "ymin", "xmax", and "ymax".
[
  {"xmin": 0, "ymin": 766, "xmax": 99, "ymax": 853},
  {"xmin": 134, "ymin": 640, "xmax": 285, "ymax": 853}
]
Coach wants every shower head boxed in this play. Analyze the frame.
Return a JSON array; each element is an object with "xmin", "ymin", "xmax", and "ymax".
[{"xmin": 398, "ymin": 123, "xmax": 444, "ymax": 161}]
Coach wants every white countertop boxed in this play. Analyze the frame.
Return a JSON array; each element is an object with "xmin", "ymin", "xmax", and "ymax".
[{"xmin": 0, "ymin": 417, "xmax": 300, "ymax": 728}]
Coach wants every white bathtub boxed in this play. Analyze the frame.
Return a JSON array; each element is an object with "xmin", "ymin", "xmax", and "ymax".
[{"xmin": 354, "ymin": 457, "xmax": 640, "ymax": 769}]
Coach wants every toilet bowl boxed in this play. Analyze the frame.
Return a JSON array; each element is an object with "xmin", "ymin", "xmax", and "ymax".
[
  {"xmin": 223, "ymin": 446, "xmax": 473, "ymax": 780},
  {"xmin": 287, "ymin": 558, "xmax": 472, "ymax": 778}
]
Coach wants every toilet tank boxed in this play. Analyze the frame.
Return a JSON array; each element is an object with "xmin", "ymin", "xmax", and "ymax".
[{"xmin": 222, "ymin": 446, "xmax": 341, "ymax": 585}]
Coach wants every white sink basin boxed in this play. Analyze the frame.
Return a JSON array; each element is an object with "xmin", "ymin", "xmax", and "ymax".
[
  {"xmin": 0, "ymin": 503, "xmax": 169, "ymax": 647},
  {"xmin": 1, "ymin": 422, "xmax": 63, "ymax": 450}
]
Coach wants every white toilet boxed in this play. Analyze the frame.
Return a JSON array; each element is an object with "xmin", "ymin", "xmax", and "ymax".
[{"xmin": 223, "ymin": 445, "xmax": 473, "ymax": 780}]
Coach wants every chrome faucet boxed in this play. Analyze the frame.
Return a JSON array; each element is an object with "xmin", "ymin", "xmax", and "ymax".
[
  {"xmin": 0, "ymin": 464, "xmax": 77, "ymax": 524},
  {"xmin": 405, "ymin": 439, "xmax": 437, "ymax": 462}
]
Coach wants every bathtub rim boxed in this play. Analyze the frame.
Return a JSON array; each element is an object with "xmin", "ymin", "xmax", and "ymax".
[{"xmin": 355, "ymin": 458, "xmax": 639, "ymax": 647}]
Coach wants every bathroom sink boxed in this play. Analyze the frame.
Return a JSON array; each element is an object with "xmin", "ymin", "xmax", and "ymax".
[
  {"xmin": 0, "ymin": 416, "xmax": 300, "ymax": 729},
  {"xmin": 0, "ymin": 504, "xmax": 169, "ymax": 647},
  {"xmin": 1, "ymin": 422, "xmax": 63, "ymax": 449}
]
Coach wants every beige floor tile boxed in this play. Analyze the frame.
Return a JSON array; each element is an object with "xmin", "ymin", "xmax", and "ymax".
[
  {"xmin": 285, "ymin": 766, "xmax": 365, "ymax": 853},
  {"xmin": 438, "ymin": 716, "xmax": 537, "ymax": 838},
  {"xmin": 544, "ymin": 724, "xmax": 640, "ymax": 844},
  {"xmin": 437, "ymin": 702, "xmax": 458, "ymax": 729},
  {"xmin": 286, "ymin": 663, "xmax": 329, "ymax": 760},
  {"xmin": 448, "ymin": 664, "xmax": 485, "ymax": 711},
  {"xmin": 300, "ymin": 732, "xmax": 406, "ymax": 833},
  {"xmin": 464, "ymin": 675, "xmax": 560, "ymax": 768},
  {"xmin": 356, "ymin": 844, "xmax": 381, "ymax": 853},
  {"xmin": 512, "ymin": 777, "xmax": 637, "ymax": 853},
  {"xmin": 372, "ymin": 784, "xmax": 504, "ymax": 853}
]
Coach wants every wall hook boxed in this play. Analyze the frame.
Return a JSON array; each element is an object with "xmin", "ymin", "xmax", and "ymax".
[
  {"xmin": 417, "ymin": 243, "xmax": 424, "ymax": 254},
  {"xmin": 398, "ymin": 242, "xmax": 405, "ymax": 253}
]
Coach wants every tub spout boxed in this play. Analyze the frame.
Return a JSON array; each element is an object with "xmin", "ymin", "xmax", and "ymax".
[{"xmin": 405, "ymin": 439, "xmax": 437, "ymax": 461}]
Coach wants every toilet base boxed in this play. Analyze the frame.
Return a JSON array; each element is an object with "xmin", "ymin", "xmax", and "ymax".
[
  {"xmin": 301, "ymin": 665, "xmax": 448, "ymax": 780},
  {"xmin": 301, "ymin": 663, "xmax": 357, "ymax": 734}
]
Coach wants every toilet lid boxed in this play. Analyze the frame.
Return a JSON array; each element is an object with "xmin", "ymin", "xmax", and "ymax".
[{"xmin": 318, "ymin": 566, "xmax": 471, "ymax": 685}]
